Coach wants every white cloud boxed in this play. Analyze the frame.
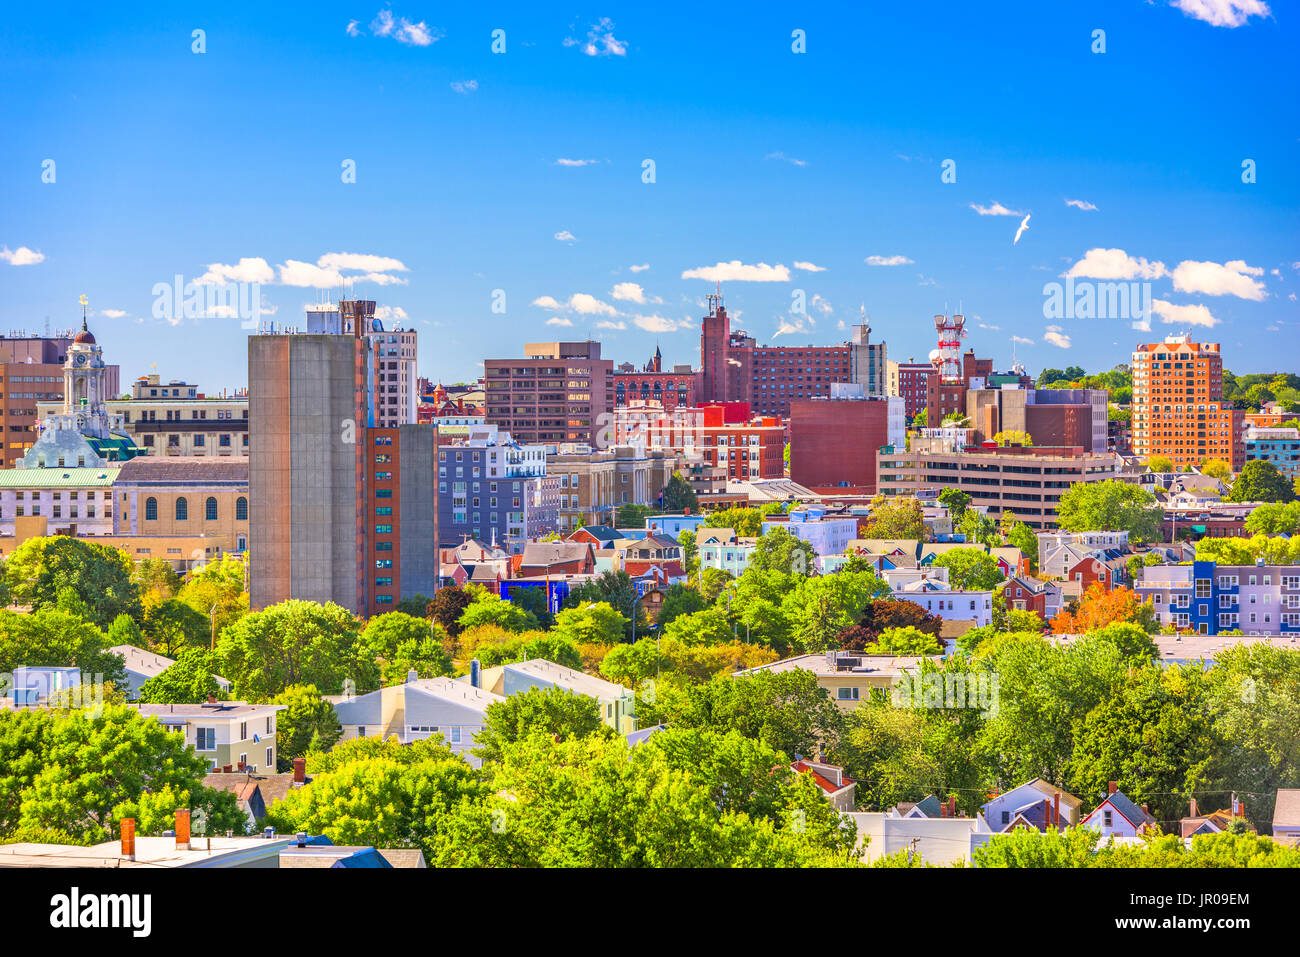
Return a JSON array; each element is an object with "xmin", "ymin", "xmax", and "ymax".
[
  {"xmin": 0, "ymin": 246, "xmax": 45, "ymax": 266},
  {"xmin": 1171, "ymin": 0, "xmax": 1271, "ymax": 28},
  {"xmin": 1013, "ymin": 214, "xmax": 1031, "ymax": 245},
  {"xmin": 811, "ymin": 294, "xmax": 832, "ymax": 315},
  {"xmin": 1011, "ymin": 335, "xmax": 1034, "ymax": 344},
  {"xmin": 632, "ymin": 314, "xmax": 691, "ymax": 333},
  {"xmin": 680, "ymin": 261, "xmax": 791, "ymax": 282},
  {"xmin": 278, "ymin": 260, "xmax": 344, "ymax": 288},
  {"xmin": 595, "ymin": 320, "xmax": 626, "ymax": 330},
  {"xmin": 569, "ymin": 293, "xmax": 618, "ymax": 316},
  {"xmin": 196, "ymin": 257, "xmax": 275, "ymax": 284},
  {"xmin": 554, "ymin": 158, "xmax": 598, "ymax": 167},
  {"xmin": 371, "ymin": 9, "xmax": 441, "ymax": 46},
  {"xmin": 546, "ymin": 317, "xmax": 574, "ymax": 327},
  {"xmin": 450, "ymin": 80, "xmax": 478, "ymax": 94},
  {"xmin": 865, "ymin": 255, "xmax": 913, "ymax": 266},
  {"xmin": 610, "ymin": 282, "xmax": 646, "ymax": 303},
  {"xmin": 100, "ymin": 309, "xmax": 127, "ymax": 318},
  {"xmin": 628, "ymin": 263, "xmax": 649, "ymax": 272},
  {"xmin": 346, "ymin": 20, "xmax": 362, "ymax": 36},
  {"xmin": 1151, "ymin": 298, "xmax": 1221, "ymax": 327},
  {"xmin": 1043, "ymin": 325, "xmax": 1072, "ymax": 348},
  {"xmin": 373, "ymin": 305, "xmax": 408, "ymax": 321},
  {"xmin": 317, "ymin": 252, "xmax": 408, "ymax": 274},
  {"xmin": 765, "ymin": 152, "xmax": 808, "ymax": 167},
  {"xmin": 532, "ymin": 296, "xmax": 562, "ymax": 309},
  {"xmin": 970, "ymin": 201, "xmax": 1022, "ymax": 216},
  {"xmin": 773, "ymin": 317, "xmax": 811, "ymax": 338},
  {"xmin": 978, "ymin": 322, "xmax": 1002, "ymax": 331},
  {"xmin": 1065, "ymin": 248, "xmax": 1169, "ymax": 280},
  {"xmin": 1171, "ymin": 259, "xmax": 1266, "ymax": 300},
  {"xmin": 793, "ymin": 261, "xmax": 825, "ymax": 272},
  {"xmin": 1065, "ymin": 198, "xmax": 1098, "ymax": 211},
  {"xmin": 565, "ymin": 17, "xmax": 627, "ymax": 56},
  {"xmin": 554, "ymin": 230, "xmax": 577, "ymax": 243}
]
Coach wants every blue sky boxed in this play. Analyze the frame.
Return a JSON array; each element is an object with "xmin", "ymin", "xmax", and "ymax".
[{"xmin": 2, "ymin": 1, "xmax": 1296, "ymax": 391}]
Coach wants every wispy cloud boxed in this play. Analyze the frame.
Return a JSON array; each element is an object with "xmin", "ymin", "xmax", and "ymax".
[
  {"xmin": 632, "ymin": 314, "xmax": 692, "ymax": 333},
  {"xmin": 1011, "ymin": 335, "xmax": 1034, "ymax": 344},
  {"xmin": 554, "ymin": 230, "xmax": 577, "ymax": 243},
  {"xmin": 595, "ymin": 319, "xmax": 626, "ymax": 330},
  {"xmin": 681, "ymin": 261, "xmax": 791, "ymax": 282},
  {"xmin": 1064, "ymin": 198, "xmax": 1098, "ymax": 211},
  {"xmin": 367, "ymin": 8, "xmax": 441, "ymax": 46},
  {"xmin": 100, "ymin": 309, "xmax": 127, "ymax": 318},
  {"xmin": 970, "ymin": 201, "xmax": 1022, "ymax": 216},
  {"xmin": 546, "ymin": 317, "xmax": 574, "ymax": 327},
  {"xmin": 765, "ymin": 152, "xmax": 808, "ymax": 167},
  {"xmin": 554, "ymin": 158, "xmax": 599, "ymax": 167},
  {"xmin": 564, "ymin": 17, "xmax": 627, "ymax": 56},
  {"xmin": 1171, "ymin": 0, "xmax": 1271, "ymax": 29},
  {"xmin": 628, "ymin": 264, "xmax": 649, "ymax": 273},
  {"xmin": 865, "ymin": 255, "xmax": 913, "ymax": 266},
  {"xmin": 793, "ymin": 261, "xmax": 825, "ymax": 272},
  {"xmin": 450, "ymin": 79, "xmax": 478, "ymax": 94}
]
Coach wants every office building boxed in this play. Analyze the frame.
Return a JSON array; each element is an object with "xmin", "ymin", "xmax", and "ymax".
[
  {"xmin": 789, "ymin": 384, "xmax": 904, "ymax": 491},
  {"xmin": 887, "ymin": 359, "xmax": 934, "ymax": 421},
  {"xmin": 1136, "ymin": 560, "xmax": 1300, "ymax": 636},
  {"xmin": 483, "ymin": 341, "xmax": 613, "ymax": 446},
  {"xmin": 965, "ymin": 386, "xmax": 1108, "ymax": 452},
  {"xmin": 1244, "ymin": 426, "xmax": 1300, "ymax": 479},
  {"xmin": 1131, "ymin": 336, "xmax": 1244, "ymax": 470},
  {"xmin": 437, "ymin": 423, "xmax": 557, "ymax": 552}
]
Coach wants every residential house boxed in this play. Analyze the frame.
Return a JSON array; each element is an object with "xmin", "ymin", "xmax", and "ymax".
[
  {"xmin": 1137, "ymin": 560, "xmax": 1300, "ymax": 636},
  {"xmin": 566, "ymin": 525, "xmax": 625, "ymax": 548},
  {"xmin": 791, "ymin": 758, "xmax": 856, "ymax": 812},
  {"xmin": 1180, "ymin": 796, "xmax": 1254, "ymax": 837},
  {"xmin": 1080, "ymin": 782, "xmax": 1156, "ymax": 838},
  {"xmin": 327, "ymin": 674, "xmax": 505, "ymax": 767},
  {"xmin": 109, "ymin": 644, "xmax": 231, "ymax": 699},
  {"xmin": 133, "ymin": 701, "xmax": 283, "ymax": 773},
  {"xmin": 735, "ymin": 650, "xmax": 930, "ymax": 710},
  {"xmin": 516, "ymin": 541, "xmax": 596, "ymax": 577},
  {"xmin": 467, "ymin": 657, "xmax": 638, "ymax": 734},
  {"xmin": 982, "ymin": 779, "xmax": 1083, "ymax": 833},
  {"xmin": 699, "ymin": 536, "xmax": 758, "ymax": 577},
  {"xmin": 1003, "ymin": 574, "xmax": 1065, "ymax": 623},
  {"xmin": 1037, "ymin": 530, "xmax": 1130, "ymax": 577},
  {"xmin": 1272, "ymin": 790, "xmax": 1300, "ymax": 846}
]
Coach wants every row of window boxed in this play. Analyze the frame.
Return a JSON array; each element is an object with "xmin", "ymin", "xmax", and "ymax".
[{"xmin": 143, "ymin": 496, "xmax": 248, "ymax": 521}]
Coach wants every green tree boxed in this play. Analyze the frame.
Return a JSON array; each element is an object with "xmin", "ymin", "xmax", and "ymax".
[
  {"xmin": 552, "ymin": 602, "xmax": 627, "ymax": 645},
  {"xmin": 428, "ymin": 586, "xmax": 475, "ymax": 637},
  {"xmin": 938, "ymin": 488, "xmax": 971, "ymax": 521},
  {"xmin": 661, "ymin": 471, "xmax": 699, "ymax": 512},
  {"xmin": 563, "ymin": 571, "xmax": 648, "ymax": 640},
  {"xmin": 215, "ymin": 600, "xmax": 377, "ymax": 701},
  {"xmin": 1200, "ymin": 458, "xmax": 1232, "ymax": 481},
  {"xmin": 702, "ymin": 507, "xmax": 764, "ymax": 537},
  {"xmin": 932, "ymin": 548, "xmax": 1005, "ymax": 590},
  {"xmin": 142, "ymin": 598, "xmax": 211, "ymax": 657},
  {"xmin": 747, "ymin": 526, "xmax": 817, "ymax": 576},
  {"xmin": 837, "ymin": 599, "xmax": 943, "ymax": 651},
  {"xmin": 0, "ymin": 703, "xmax": 214, "ymax": 842},
  {"xmin": 458, "ymin": 590, "xmax": 538, "ymax": 634},
  {"xmin": 866, "ymin": 626, "xmax": 943, "ymax": 655},
  {"xmin": 859, "ymin": 496, "xmax": 925, "ymax": 541},
  {"xmin": 1227, "ymin": 460, "xmax": 1295, "ymax": 503},
  {"xmin": 361, "ymin": 612, "xmax": 453, "ymax": 684},
  {"xmin": 656, "ymin": 582, "xmax": 707, "ymax": 628},
  {"xmin": 137, "ymin": 648, "xmax": 223, "ymax": 703},
  {"xmin": 271, "ymin": 684, "xmax": 341, "ymax": 768},
  {"xmin": 782, "ymin": 571, "xmax": 890, "ymax": 653},
  {"xmin": 973, "ymin": 826, "xmax": 1102, "ymax": 868},
  {"xmin": 0, "ymin": 608, "xmax": 126, "ymax": 688},
  {"xmin": 474, "ymin": 686, "xmax": 609, "ymax": 763},
  {"xmin": 176, "ymin": 554, "xmax": 249, "ymax": 637},
  {"xmin": 4, "ymin": 536, "xmax": 142, "ymax": 627},
  {"xmin": 1056, "ymin": 480, "xmax": 1162, "ymax": 544},
  {"xmin": 1244, "ymin": 501, "xmax": 1300, "ymax": 536}
]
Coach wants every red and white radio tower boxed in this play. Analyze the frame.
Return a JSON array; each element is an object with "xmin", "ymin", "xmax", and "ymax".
[{"xmin": 930, "ymin": 312, "xmax": 966, "ymax": 383}]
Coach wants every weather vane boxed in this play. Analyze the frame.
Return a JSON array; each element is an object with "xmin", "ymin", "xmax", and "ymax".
[{"xmin": 78, "ymin": 294, "xmax": 89, "ymax": 323}]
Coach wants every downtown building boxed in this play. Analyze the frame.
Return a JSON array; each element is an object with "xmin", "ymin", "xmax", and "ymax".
[
  {"xmin": 699, "ymin": 292, "xmax": 882, "ymax": 417},
  {"xmin": 965, "ymin": 385, "xmax": 1109, "ymax": 452},
  {"xmin": 437, "ymin": 423, "xmax": 557, "ymax": 553},
  {"xmin": 612, "ymin": 400, "xmax": 785, "ymax": 481},
  {"xmin": 613, "ymin": 347, "xmax": 700, "ymax": 411},
  {"xmin": 788, "ymin": 383, "xmax": 905, "ymax": 493},
  {"xmin": 1131, "ymin": 336, "xmax": 1244, "ymax": 470},
  {"xmin": 248, "ymin": 300, "xmax": 437, "ymax": 616},
  {"xmin": 876, "ymin": 439, "xmax": 1125, "ymax": 529},
  {"xmin": 1137, "ymin": 560, "xmax": 1300, "ymax": 636},
  {"xmin": 483, "ymin": 341, "xmax": 614, "ymax": 446}
]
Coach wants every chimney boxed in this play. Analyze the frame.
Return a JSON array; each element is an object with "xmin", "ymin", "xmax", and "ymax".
[
  {"xmin": 1190, "ymin": 797, "xmax": 1199, "ymax": 818},
  {"xmin": 940, "ymin": 799, "xmax": 947, "ymax": 818},
  {"xmin": 948, "ymin": 796, "xmax": 957, "ymax": 818},
  {"xmin": 222, "ymin": 764, "xmax": 232, "ymax": 773},
  {"xmin": 292, "ymin": 757, "xmax": 306, "ymax": 785},
  {"xmin": 470, "ymin": 658, "xmax": 481, "ymax": 689},
  {"xmin": 120, "ymin": 818, "xmax": 136, "ymax": 861},
  {"xmin": 1237, "ymin": 800, "xmax": 1245, "ymax": 819},
  {"xmin": 237, "ymin": 761, "xmax": 246, "ymax": 772},
  {"xmin": 1108, "ymin": 781, "xmax": 1117, "ymax": 795},
  {"xmin": 406, "ymin": 668, "xmax": 418, "ymax": 683},
  {"xmin": 1141, "ymin": 803, "xmax": 1150, "ymax": 816},
  {"xmin": 1042, "ymin": 798, "xmax": 1051, "ymax": 829},
  {"xmin": 175, "ymin": 809, "xmax": 191, "ymax": 851}
]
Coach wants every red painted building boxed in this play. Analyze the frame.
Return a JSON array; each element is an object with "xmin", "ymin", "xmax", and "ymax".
[{"xmin": 789, "ymin": 394, "xmax": 893, "ymax": 492}]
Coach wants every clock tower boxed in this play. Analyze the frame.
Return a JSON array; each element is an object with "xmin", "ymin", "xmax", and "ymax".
[{"xmin": 61, "ymin": 318, "xmax": 114, "ymax": 438}]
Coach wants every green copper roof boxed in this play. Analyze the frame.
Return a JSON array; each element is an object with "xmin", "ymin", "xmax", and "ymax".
[{"xmin": 0, "ymin": 467, "xmax": 120, "ymax": 487}]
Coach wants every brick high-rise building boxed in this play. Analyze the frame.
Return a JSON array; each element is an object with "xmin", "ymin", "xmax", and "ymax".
[
  {"xmin": 248, "ymin": 300, "xmax": 438, "ymax": 616},
  {"xmin": 888, "ymin": 359, "xmax": 933, "ymax": 420},
  {"xmin": 0, "ymin": 331, "xmax": 121, "ymax": 467},
  {"xmin": 483, "ymin": 341, "xmax": 613, "ymax": 446},
  {"xmin": 1131, "ymin": 336, "xmax": 1244, "ymax": 470},
  {"xmin": 697, "ymin": 291, "xmax": 853, "ymax": 417},
  {"xmin": 789, "ymin": 385, "xmax": 905, "ymax": 492}
]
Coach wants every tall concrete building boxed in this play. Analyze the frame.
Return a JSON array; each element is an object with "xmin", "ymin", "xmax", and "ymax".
[
  {"xmin": 249, "ymin": 300, "xmax": 437, "ymax": 616},
  {"xmin": 849, "ymin": 319, "xmax": 887, "ymax": 397},
  {"xmin": 965, "ymin": 386, "xmax": 1108, "ymax": 452},
  {"xmin": 303, "ymin": 304, "xmax": 418, "ymax": 427},
  {"xmin": 1131, "ymin": 336, "xmax": 1244, "ymax": 470},
  {"xmin": 0, "ymin": 331, "xmax": 121, "ymax": 467},
  {"xmin": 483, "ymin": 341, "xmax": 613, "ymax": 446}
]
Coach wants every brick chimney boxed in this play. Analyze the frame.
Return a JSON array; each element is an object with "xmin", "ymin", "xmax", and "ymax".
[
  {"xmin": 1108, "ymin": 781, "xmax": 1117, "ymax": 795},
  {"xmin": 940, "ymin": 799, "xmax": 948, "ymax": 818},
  {"xmin": 120, "ymin": 818, "xmax": 136, "ymax": 861},
  {"xmin": 948, "ymin": 796, "xmax": 957, "ymax": 818},
  {"xmin": 175, "ymin": 809, "xmax": 191, "ymax": 851},
  {"xmin": 292, "ymin": 757, "xmax": 306, "ymax": 785}
]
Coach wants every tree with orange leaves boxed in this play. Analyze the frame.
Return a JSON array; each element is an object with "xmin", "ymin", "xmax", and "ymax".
[{"xmin": 1051, "ymin": 584, "xmax": 1158, "ymax": 635}]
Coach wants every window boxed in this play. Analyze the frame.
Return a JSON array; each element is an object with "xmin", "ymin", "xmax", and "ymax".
[
  {"xmin": 175, "ymin": 497, "xmax": 188, "ymax": 520},
  {"xmin": 195, "ymin": 727, "xmax": 216, "ymax": 751},
  {"xmin": 236, "ymin": 496, "xmax": 248, "ymax": 520},
  {"xmin": 1103, "ymin": 810, "xmax": 1112, "ymax": 827},
  {"xmin": 145, "ymin": 497, "xmax": 158, "ymax": 521},
  {"xmin": 266, "ymin": 716, "xmax": 274, "ymax": 734},
  {"xmin": 239, "ymin": 721, "xmax": 247, "ymax": 740},
  {"xmin": 836, "ymin": 687, "xmax": 860, "ymax": 701},
  {"xmin": 450, "ymin": 727, "xmax": 462, "ymax": 744},
  {"xmin": 266, "ymin": 746, "xmax": 274, "ymax": 768},
  {"xmin": 358, "ymin": 726, "xmax": 367, "ymax": 738},
  {"xmin": 204, "ymin": 497, "xmax": 217, "ymax": 520}
]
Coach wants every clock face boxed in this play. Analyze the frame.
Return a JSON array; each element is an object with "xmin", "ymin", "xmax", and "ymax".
[{"xmin": 74, "ymin": 354, "xmax": 86, "ymax": 366}]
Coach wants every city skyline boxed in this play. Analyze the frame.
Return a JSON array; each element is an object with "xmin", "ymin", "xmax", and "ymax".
[{"xmin": 3, "ymin": 1, "xmax": 1297, "ymax": 390}]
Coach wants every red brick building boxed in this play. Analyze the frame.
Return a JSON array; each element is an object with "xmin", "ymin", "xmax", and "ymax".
[
  {"xmin": 789, "ymin": 394, "xmax": 894, "ymax": 492},
  {"xmin": 612, "ymin": 401, "xmax": 784, "ymax": 481},
  {"xmin": 613, "ymin": 348, "xmax": 700, "ymax": 411},
  {"xmin": 699, "ymin": 292, "xmax": 852, "ymax": 417},
  {"xmin": 926, "ymin": 351, "xmax": 993, "ymax": 427},
  {"xmin": 892, "ymin": 361, "xmax": 933, "ymax": 421}
]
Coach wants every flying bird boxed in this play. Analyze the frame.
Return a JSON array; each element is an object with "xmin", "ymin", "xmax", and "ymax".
[{"xmin": 1013, "ymin": 213, "xmax": 1031, "ymax": 245}]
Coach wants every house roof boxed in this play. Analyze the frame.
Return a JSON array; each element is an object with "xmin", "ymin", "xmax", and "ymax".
[
  {"xmin": 696, "ymin": 528, "xmax": 736, "ymax": 545},
  {"xmin": 203, "ymin": 772, "xmax": 304, "ymax": 811},
  {"xmin": 109, "ymin": 644, "xmax": 175, "ymax": 679},
  {"xmin": 519, "ymin": 541, "xmax": 593, "ymax": 567},
  {"xmin": 568, "ymin": 525, "xmax": 623, "ymax": 543},
  {"xmin": 1087, "ymin": 790, "xmax": 1155, "ymax": 829},
  {"xmin": 499, "ymin": 658, "xmax": 629, "ymax": 701},
  {"xmin": 135, "ymin": 702, "xmax": 283, "ymax": 720},
  {"xmin": 113, "ymin": 457, "xmax": 249, "ymax": 484},
  {"xmin": 791, "ymin": 759, "xmax": 856, "ymax": 797},
  {"xmin": 0, "ymin": 466, "xmax": 119, "ymax": 488},
  {"xmin": 1273, "ymin": 789, "xmax": 1300, "ymax": 829},
  {"xmin": 406, "ymin": 676, "xmax": 505, "ymax": 713},
  {"xmin": 736, "ymin": 652, "xmax": 930, "ymax": 679}
]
